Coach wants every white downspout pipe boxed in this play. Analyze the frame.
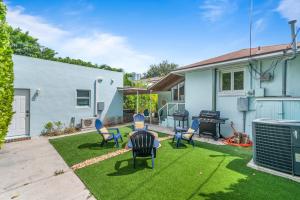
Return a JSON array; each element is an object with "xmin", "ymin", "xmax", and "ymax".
[
  {"xmin": 136, "ymin": 90, "xmax": 139, "ymax": 114},
  {"xmin": 94, "ymin": 77, "xmax": 103, "ymax": 117},
  {"xmin": 149, "ymin": 90, "xmax": 152, "ymax": 124}
]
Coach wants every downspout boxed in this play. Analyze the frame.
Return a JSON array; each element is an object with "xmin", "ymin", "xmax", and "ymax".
[
  {"xmin": 94, "ymin": 77, "xmax": 103, "ymax": 117},
  {"xmin": 282, "ymin": 20, "xmax": 298, "ymax": 97},
  {"xmin": 212, "ymin": 68, "xmax": 217, "ymax": 111}
]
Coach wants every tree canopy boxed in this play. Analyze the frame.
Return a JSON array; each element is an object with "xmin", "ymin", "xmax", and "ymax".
[
  {"xmin": 144, "ymin": 60, "xmax": 178, "ymax": 78},
  {"xmin": 8, "ymin": 26, "xmax": 123, "ymax": 72},
  {"xmin": 0, "ymin": 0, "xmax": 14, "ymax": 147}
]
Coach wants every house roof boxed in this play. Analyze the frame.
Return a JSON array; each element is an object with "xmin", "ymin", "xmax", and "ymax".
[
  {"xmin": 148, "ymin": 73, "xmax": 184, "ymax": 91},
  {"xmin": 174, "ymin": 43, "xmax": 300, "ymax": 72}
]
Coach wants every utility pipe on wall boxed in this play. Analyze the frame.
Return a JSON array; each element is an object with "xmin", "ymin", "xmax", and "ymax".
[
  {"xmin": 282, "ymin": 20, "xmax": 298, "ymax": 97},
  {"xmin": 136, "ymin": 90, "xmax": 139, "ymax": 114},
  {"xmin": 94, "ymin": 77, "xmax": 103, "ymax": 117},
  {"xmin": 212, "ymin": 68, "xmax": 217, "ymax": 111}
]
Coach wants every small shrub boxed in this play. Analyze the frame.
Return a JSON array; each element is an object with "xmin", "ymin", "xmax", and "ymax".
[
  {"xmin": 42, "ymin": 121, "xmax": 79, "ymax": 136},
  {"xmin": 44, "ymin": 122, "xmax": 54, "ymax": 133},
  {"xmin": 64, "ymin": 127, "xmax": 76, "ymax": 134}
]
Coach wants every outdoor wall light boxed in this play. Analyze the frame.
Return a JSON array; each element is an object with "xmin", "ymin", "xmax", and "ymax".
[
  {"xmin": 97, "ymin": 77, "xmax": 103, "ymax": 83},
  {"xmin": 36, "ymin": 89, "xmax": 41, "ymax": 96}
]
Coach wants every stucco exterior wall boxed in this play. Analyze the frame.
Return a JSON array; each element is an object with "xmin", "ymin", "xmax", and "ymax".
[
  {"xmin": 185, "ymin": 69, "xmax": 213, "ymax": 121},
  {"xmin": 13, "ymin": 55, "xmax": 123, "ymax": 136},
  {"xmin": 184, "ymin": 54, "xmax": 300, "ymax": 138}
]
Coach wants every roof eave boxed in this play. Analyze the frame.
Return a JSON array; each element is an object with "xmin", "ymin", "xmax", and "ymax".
[{"xmin": 173, "ymin": 49, "xmax": 298, "ymax": 73}]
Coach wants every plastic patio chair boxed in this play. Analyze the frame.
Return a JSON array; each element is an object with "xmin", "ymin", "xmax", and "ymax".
[
  {"xmin": 144, "ymin": 109, "xmax": 149, "ymax": 117},
  {"xmin": 173, "ymin": 118, "xmax": 199, "ymax": 148},
  {"xmin": 130, "ymin": 130, "xmax": 156, "ymax": 169},
  {"xmin": 95, "ymin": 119, "xmax": 123, "ymax": 148},
  {"xmin": 132, "ymin": 113, "xmax": 148, "ymax": 131}
]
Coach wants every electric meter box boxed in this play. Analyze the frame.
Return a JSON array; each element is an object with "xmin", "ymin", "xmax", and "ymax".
[{"xmin": 237, "ymin": 97, "xmax": 249, "ymax": 112}]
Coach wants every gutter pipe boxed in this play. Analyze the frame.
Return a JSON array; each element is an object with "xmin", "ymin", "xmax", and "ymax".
[{"xmin": 282, "ymin": 20, "xmax": 298, "ymax": 97}]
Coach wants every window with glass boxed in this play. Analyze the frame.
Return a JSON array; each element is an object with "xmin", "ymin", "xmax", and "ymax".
[
  {"xmin": 179, "ymin": 82, "xmax": 185, "ymax": 101},
  {"xmin": 172, "ymin": 85, "xmax": 178, "ymax": 101},
  {"xmin": 76, "ymin": 90, "xmax": 91, "ymax": 106},
  {"xmin": 221, "ymin": 72, "xmax": 231, "ymax": 91},
  {"xmin": 220, "ymin": 70, "xmax": 244, "ymax": 92},
  {"xmin": 171, "ymin": 82, "xmax": 185, "ymax": 101}
]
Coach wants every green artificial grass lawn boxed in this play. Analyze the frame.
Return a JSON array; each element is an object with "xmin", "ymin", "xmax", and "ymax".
[
  {"xmin": 50, "ymin": 128, "xmax": 300, "ymax": 200},
  {"xmin": 49, "ymin": 126, "xmax": 132, "ymax": 166},
  {"xmin": 49, "ymin": 126, "xmax": 166, "ymax": 166},
  {"xmin": 75, "ymin": 141, "xmax": 300, "ymax": 200}
]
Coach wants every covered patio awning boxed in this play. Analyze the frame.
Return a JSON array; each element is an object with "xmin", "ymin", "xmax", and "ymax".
[
  {"xmin": 117, "ymin": 87, "xmax": 150, "ymax": 95},
  {"xmin": 148, "ymin": 73, "xmax": 184, "ymax": 92}
]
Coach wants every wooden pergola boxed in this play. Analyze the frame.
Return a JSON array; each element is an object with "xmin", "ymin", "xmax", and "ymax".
[
  {"xmin": 118, "ymin": 73, "xmax": 184, "ymax": 124},
  {"xmin": 117, "ymin": 87, "xmax": 154, "ymax": 123}
]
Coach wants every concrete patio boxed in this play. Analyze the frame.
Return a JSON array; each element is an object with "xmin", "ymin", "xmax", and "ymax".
[{"xmin": 0, "ymin": 137, "xmax": 95, "ymax": 200}]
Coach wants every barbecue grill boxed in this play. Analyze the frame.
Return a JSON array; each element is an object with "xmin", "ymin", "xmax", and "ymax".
[
  {"xmin": 173, "ymin": 110, "xmax": 189, "ymax": 130},
  {"xmin": 192, "ymin": 110, "xmax": 228, "ymax": 140}
]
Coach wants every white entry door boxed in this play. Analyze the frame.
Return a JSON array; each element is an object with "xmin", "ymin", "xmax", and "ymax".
[{"xmin": 7, "ymin": 89, "xmax": 30, "ymax": 138}]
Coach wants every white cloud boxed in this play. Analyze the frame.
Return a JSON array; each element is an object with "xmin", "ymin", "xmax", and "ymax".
[
  {"xmin": 6, "ymin": 6, "xmax": 155, "ymax": 73},
  {"xmin": 200, "ymin": 0, "xmax": 237, "ymax": 22},
  {"xmin": 7, "ymin": 6, "xmax": 69, "ymax": 44},
  {"xmin": 253, "ymin": 18, "xmax": 266, "ymax": 33},
  {"xmin": 277, "ymin": 0, "xmax": 300, "ymax": 21}
]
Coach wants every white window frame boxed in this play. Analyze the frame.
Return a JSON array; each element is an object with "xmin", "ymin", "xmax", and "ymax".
[
  {"xmin": 219, "ymin": 68, "xmax": 245, "ymax": 96},
  {"xmin": 178, "ymin": 82, "xmax": 185, "ymax": 101},
  {"xmin": 171, "ymin": 82, "xmax": 185, "ymax": 102},
  {"xmin": 76, "ymin": 89, "xmax": 91, "ymax": 107}
]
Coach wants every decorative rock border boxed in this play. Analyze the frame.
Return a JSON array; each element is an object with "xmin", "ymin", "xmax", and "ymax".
[{"xmin": 71, "ymin": 136, "xmax": 172, "ymax": 171}]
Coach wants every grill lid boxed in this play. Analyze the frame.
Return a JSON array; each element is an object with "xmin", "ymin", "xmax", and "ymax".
[{"xmin": 199, "ymin": 110, "xmax": 220, "ymax": 119}]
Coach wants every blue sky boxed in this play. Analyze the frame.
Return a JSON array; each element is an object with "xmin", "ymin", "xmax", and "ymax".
[{"xmin": 5, "ymin": 0, "xmax": 300, "ymax": 73}]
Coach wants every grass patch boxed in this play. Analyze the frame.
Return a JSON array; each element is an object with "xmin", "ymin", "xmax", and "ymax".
[
  {"xmin": 49, "ymin": 126, "xmax": 132, "ymax": 166},
  {"xmin": 49, "ymin": 126, "xmax": 167, "ymax": 166},
  {"xmin": 75, "ymin": 140, "xmax": 300, "ymax": 200}
]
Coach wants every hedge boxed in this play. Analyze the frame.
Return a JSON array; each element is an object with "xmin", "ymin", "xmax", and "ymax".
[{"xmin": 0, "ymin": 1, "xmax": 14, "ymax": 147}]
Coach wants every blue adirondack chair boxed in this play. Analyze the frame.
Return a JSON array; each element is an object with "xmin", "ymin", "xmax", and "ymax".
[
  {"xmin": 95, "ymin": 119, "xmax": 123, "ymax": 148},
  {"xmin": 173, "ymin": 119, "xmax": 199, "ymax": 148},
  {"xmin": 130, "ymin": 131, "xmax": 156, "ymax": 169},
  {"xmin": 132, "ymin": 113, "xmax": 148, "ymax": 131}
]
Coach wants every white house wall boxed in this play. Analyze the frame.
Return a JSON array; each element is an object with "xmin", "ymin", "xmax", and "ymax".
[
  {"xmin": 12, "ymin": 55, "xmax": 123, "ymax": 137},
  {"xmin": 185, "ymin": 69, "xmax": 213, "ymax": 120},
  {"xmin": 184, "ymin": 54, "xmax": 300, "ymax": 138}
]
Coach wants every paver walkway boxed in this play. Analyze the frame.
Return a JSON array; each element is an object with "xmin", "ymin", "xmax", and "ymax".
[{"xmin": 0, "ymin": 137, "xmax": 95, "ymax": 200}]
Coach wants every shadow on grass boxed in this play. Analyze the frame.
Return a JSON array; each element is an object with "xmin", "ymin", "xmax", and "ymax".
[
  {"xmin": 197, "ymin": 158, "xmax": 256, "ymax": 200},
  {"xmin": 185, "ymin": 155, "xmax": 228, "ymax": 200},
  {"xmin": 181, "ymin": 151, "xmax": 300, "ymax": 200},
  {"xmin": 107, "ymin": 158, "xmax": 153, "ymax": 176},
  {"xmin": 78, "ymin": 140, "xmax": 127, "ymax": 150},
  {"xmin": 116, "ymin": 148, "xmax": 194, "ymax": 199},
  {"xmin": 167, "ymin": 141, "xmax": 189, "ymax": 149}
]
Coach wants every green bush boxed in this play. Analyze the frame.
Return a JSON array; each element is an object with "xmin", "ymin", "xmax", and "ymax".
[
  {"xmin": 0, "ymin": 1, "xmax": 14, "ymax": 147},
  {"xmin": 42, "ymin": 121, "xmax": 78, "ymax": 136}
]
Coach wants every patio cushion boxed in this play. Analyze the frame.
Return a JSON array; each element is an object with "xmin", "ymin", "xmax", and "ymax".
[
  {"xmin": 187, "ymin": 128, "xmax": 195, "ymax": 133},
  {"xmin": 135, "ymin": 121, "xmax": 145, "ymax": 129},
  {"xmin": 182, "ymin": 133, "xmax": 193, "ymax": 139},
  {"xmin": 100, "ymin": 127, "xmax": 110, "ymax": 140}
]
